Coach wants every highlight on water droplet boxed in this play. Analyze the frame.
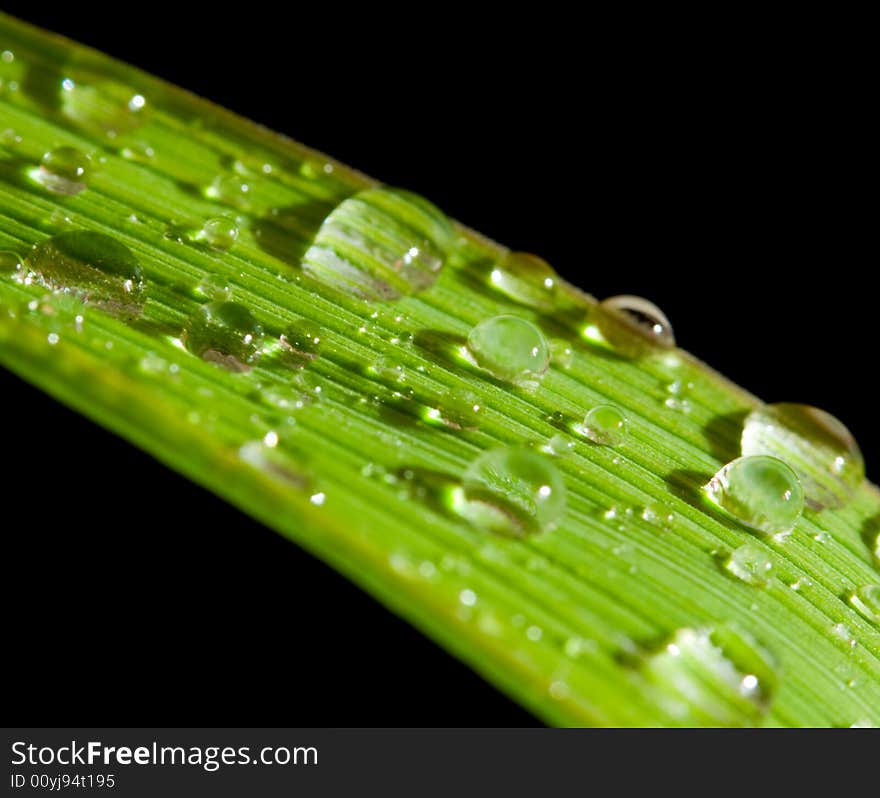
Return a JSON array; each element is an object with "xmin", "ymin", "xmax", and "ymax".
[
  {"xmin": 849, "ymin": 585, "xmax": 880, "ymax": 624},
  {"xmin": 196, "ymin": 216, "xmax": 239, "ymax": 252},
  {"xmin": 24, "ymin": 231, "xmax": 145, "ymax": 317},
  {"xmin": 597, "ymin": 295, "xmax": 675, "ymax": 357},
  {"xmin": 488, "ymin": 251, "xmax": 558, "ymax": 311},
  {"xmin": 641, "ymin": 624, "xmax": 779, "ymax": 726},
  {"xmin": 465, "ymin": 315, "xmax": 549, "ymax": 387},
  {"xmin": 302, "ymin": 187, "xmax": 454, "ymax": 300},
  {"xmin": 31, "ymin": 146, "xmax": 92, "ymax": 196},
  {"xmin": 452, "ymin": 446, "xmax": 566, "ymax": 536},
  {"xmin": 725, "ymin": 543, "xmax": 774, "ymax": 587},
  {"xmin": 579, "ymin": 404, "xmax": 628, "ymax": 446},
  {"xmin": 741, "ymin": 403, "xmax": 864, "ymax": 510},
  {"xmin": 705, "ymin": 455, "xmax": 804, "ymax": 536},
  {"xmin": 181, "ymin": 301, "xmax": 263, "ymax": 372}
]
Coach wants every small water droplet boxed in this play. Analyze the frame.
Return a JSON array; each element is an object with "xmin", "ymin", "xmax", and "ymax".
[
  {"xmin": 278, "ymin": 320, "xmax": 323, "ymax": 367},
  {"xmin": 60, "ymin": 74, "xmax": 147, "ymax": 137},
  {"xmin": 424, "ymin": 389, "xmax": 483, "ymax": 430},
  {"xmin": 725, "ymin": 543, "xmax": 774, "ymax": 587},
  {"xmin": 25, "ymin": 231, "xmax": 145, "ymax": 317},
  {"xmin": 196, "ymin": 217, "xmax": 239, "ymax": 251},
  {"xmin": 32, "ymin": 146, "xmax": 92, "ymax": 196},
  {"xmin": 641, "ymin": 503, "xmax": 674, "ymax": 528},
  {"xmin": 181, "ymin": 301, "xmax": 263, "ymax": 371},
  {"xmin": 488, "ymin": 251, "xmax": 558, "ymax": 310},
  {"xmin": 459, "ymin": 588, "xmax": 478, "ymax": 607},
  {"xmin": 642, "ymin": 624, "xmax": 779, "ymax": 726},
  {"xmin": 466, "ymin": 314, "xmax": 550, "ymax": 386},
  {"xmin": 741, "ymin": 403, "xmax": 864, "ymax": 510},
  {"xmin": 579, "ymin": 404, "xmax": 628, "ymax": 446},
  {"xmin": 550, "ymin": 338, "xmax": 574, "ymax": 369},
  {"xmin": 195, "ymin": 273, "xmax": 232, "ymax": 301},
  {"xmin": 831, "ymin": 622, "xmax": 857, "ymax": 651},
  {"xmin": 849, "ymin": 585, "xmax": 880, "ymax": 624},
  {"xmin": 303, "ymin": 187, "xmax": 454, "ymax": 300},
  {"xmin": 541, "ymin": 433, "xmax": 576, "ymax": 457},
  {"xmin": 453, "ymin": 446, "xmax": 566, "ymax": 536},
  {"xmin": 0, "ymin": 250, "xmax": 23, "ymax": 273},
  {"xmin": 705, "ymin": 455, "xmax": 804, "ymax": 536},
  {"xmin": 597, "ymin": 295, "xmax": 675, "ymax": 357},
  {"xmin": 205, "ymin": 174, "xmax": 251, "ymax": 208}
]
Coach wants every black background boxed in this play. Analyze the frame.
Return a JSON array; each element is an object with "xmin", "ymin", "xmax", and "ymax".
[{"xmin": 2, "ymin": 8, "xmax": 872, "ymax": 725}]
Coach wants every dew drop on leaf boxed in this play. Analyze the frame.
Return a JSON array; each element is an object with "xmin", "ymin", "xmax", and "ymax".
[
  {"xmin": 0, "ymin": 250, "xmax": 23, "ymax": 273},
  {"xmin": 197, "ymin": 216, "xmax": 239, "ymax": 251},
  {"xmin": 705, "ymin": 455, "xmax": 803, "ymax": 536},
  {"xmin": 452, "ymin": 446, "xmax": 566, "ymax": 536},
  {"xmin": 597, "ymin": 295, "xmax": 675, "ymax": 357},
  {"xmin": 32, "ymin": 146, "xmax": 92, "ymax": 196},
  {"xmin": 579, "ymin": 404, "xmax": 628, "ymax": 446},
  {"xmin": 741, "ymin": 403, "xmax": 864, "ymax": 510},
  {"xmin": 725, "ymin": 543, "xmax": 774, "ymax": 587},
  {"xmin": 25, "ymin": 231, "xmax": 145, "ymax": 318},
  {"xmin": 642, "ymin": 624, "xmax": 779, "ymax": 726},
  {"xmin": 60, "ymin": 74, "xmax": 147, "ymax": 138},
  {"xmin": 302, "ymin": 187, "xmax": 454, "ymax": 300},
  {"xmin": 488, "ymin": 251, "xmax": 558, "ymax": 311},
  {"xmin": 181, "ymin": 301, "xmax": 263, "ymax": 372},
  {"xmin": 466, "ymin": 314, "xmax": 549, "ymax": 386},
  {"xmin": 849, "ymin": 585, "xmax": 880, "ymax": 625}
]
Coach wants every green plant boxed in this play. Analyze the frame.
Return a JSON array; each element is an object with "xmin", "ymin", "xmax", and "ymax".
[{"xmin": 1, "ymin": 13, "xmax": 878, "ymax": 726}]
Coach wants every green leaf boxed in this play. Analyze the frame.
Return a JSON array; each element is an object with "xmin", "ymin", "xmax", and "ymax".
[{"xmin": 1, "ymin": 13, "xmax": 878, "ymax": 727}]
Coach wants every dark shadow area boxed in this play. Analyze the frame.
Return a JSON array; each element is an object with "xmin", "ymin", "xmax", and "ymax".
[{"xmin": 703, "ymin": 410, "xmax": 750, "ymax": 464}]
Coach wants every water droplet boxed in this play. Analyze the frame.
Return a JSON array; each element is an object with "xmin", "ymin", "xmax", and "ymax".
[
  {"xmin": 181, "ymin": 301, "xmax": 263, "ymax": 371},
  {"xmin": 641, "ymin": 503, "xmax": 674, "ymax": 528},
  {"xmin": 32, "ymin": 146, "xmax": 92, "ymax": 196},
  {"xmin": 488, "ymin": 251, "xmax": 558, "ymax": 310},
  {"xmin": 580, "ymin": 404, "xmax": 628, "ymax": 446},
  {"xmin": 541, "ymin": 433, "xmax": 575, "ymax": 457},
  {"xmin": 705, "ymin": 455, "xmax": 804, "ymax": 536},
  {"xmin": 550, "ymin": 338, "xmax": 574, "ymax": 369},
  {"xmin": 466, "ymin": 315, "xmax": 550, "ymax": 386},
  {"xmin": 849, "ymin": 585, "xmax": 880, "ymax": 624},
  {"xmin": 279, "ymin": 320, "xmax": 323, "ymax": 367},
  {"xmin": 725, "ymin": 543, "xmax": 774, "ymax": 587},
  {"xmin": 25, "ymin": 232, "xmax": 145, "ymax": 317},
  {"xmin": 302, "ymin": 187, "xmax": 454, "ymax": 300},
  {"xmin": 597, "ymin": 295, "xmax": 675, "ymax": 357},
  {"xmin": 205, "ymin": 174, "xmax": 251, "ymax": 207},
  {"xmin": 195, "ymin": 274, "xmax": 232, "ymax": 301},
  {"xmin": 60, "ymin": 75, "xmax": 147, "ymax": 137},
  {"xmin": 196, "ymin": 217, "xmax": 239, "ymax": 251},
  {"xmin": 831, "ymin": 622, "xmax": 857, "ymax": 651},
  {"xmin": 425, "ymin": 389, "xmax": 483, "ymax": 430},
  {"xmin": 642, "ymin": 624, "xmax": 779, "ymax": 726},
  {"xmin": 0, "ymin": 250, "xmax": 22, "ymax": 273},
  {"xmin": 741, "ymin": 403, "xmax": 864, "ymax": 510},
  {"xmin": 453, "ymin": 446, "xmax": 566, "ymax": 536}
]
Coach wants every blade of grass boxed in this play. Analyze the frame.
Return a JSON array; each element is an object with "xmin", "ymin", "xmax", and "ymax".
[{"xmin": 1, "ymin": 13, "xmax": 878, "ymax": 726}]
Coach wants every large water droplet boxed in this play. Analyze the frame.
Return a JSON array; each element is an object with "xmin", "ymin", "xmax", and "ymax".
[
  {"xmin": 580, "ymin": 404, "xmax": 628, "ymax": 446},
  {"xmin": 466, "ymin": 315, "xmax": 549, "ymax": 386},
  {"xmin": 741, "ymin": 403, "xmax": 864, "ymax": 510},
  {"xmin": 182, "ymin": 301, "xmax": 263, "ymax": 371},
  {"xmin": 643, "ymin": 624, "xmax": 779, "ymax": 726},
  {"xmin": 33, "ymin": 146, "xmax": 92, "ymax": 196},
  {"xmin": 725, "ymin": 543, "xmax": 774, "ymax": 587},
  {"xmin": 849, "ymin": 585, "xmax": 880, "ymax": 624},
  {"xmin": 597, "ymin": 295, "xmax": 675, "ymax": 357},
  {"xmin": 302, "ymin": 187, "xmax": 454, "ymax": 300},
  {"xmin": 196, "ymin": 217, "xmax": 239, "ymax": 252},
  {"xmin": 454, "ymin": 446, "xmax": 566, "ymax": 536},
  {"xmin": 705, "ymin": 455, "xmax": 804, "ymax": 536},
  {"xmin": 60, "ymin": 75, "xmax": 147, "ymax": 138},
  {"xmin": 489, "ymin": 251, "xmax": 558, "ymax": 310},
  {"xmin": 25, "ymin": 232, "xmax": 144, "ymax": 317}
]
